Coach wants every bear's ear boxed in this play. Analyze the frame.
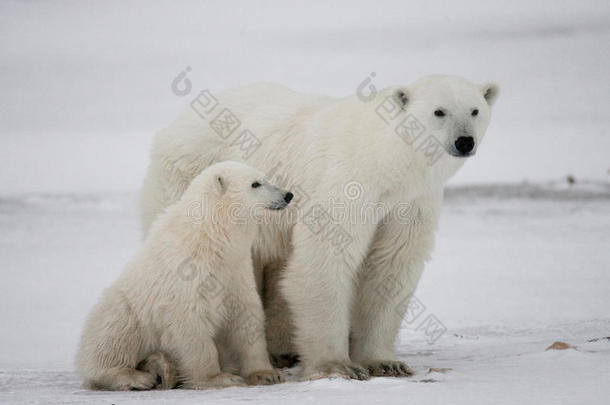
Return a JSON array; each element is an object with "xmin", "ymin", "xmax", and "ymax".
[
  {"xmin": 215, "ymin": 176, "xmax": 226, "ymax": 194},
  {"xmin": 481, "ymin": 82, "xmax": 500, "ymax": 106},
  {"xmin": 393, "ymin": 88, "xmax": 409, "ymax": 109}
]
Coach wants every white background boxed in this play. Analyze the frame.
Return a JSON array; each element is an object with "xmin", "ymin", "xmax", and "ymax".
[{"xmin": 1, "ymin": 0, "xmax": 609, "ymax": 194}]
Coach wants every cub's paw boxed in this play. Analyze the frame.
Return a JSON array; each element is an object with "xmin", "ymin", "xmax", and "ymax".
[
  {"xmin": 247, "ymin": 369, "xmax": 284, "ymax": 385},
  {"xmin": 365, "ymin": 360, "xmax": 414, "ymax": 377},
  {"xmin": 304, "ymin": 361, "xmax": 370, "ymax": 381},
  {"xmin": 184, "ymin": 373, "xmax": 247, "ymax": 389},
  {"xmin": 115, "ymin": 369, "xmax": 157, "ymax": 391},
  {"xmin": 206, "ymin": 373, "xmax": 247, "ymax": 388}
]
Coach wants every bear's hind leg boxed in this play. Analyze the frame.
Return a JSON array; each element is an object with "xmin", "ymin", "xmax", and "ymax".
[
  {"xmin": 262, "ymin": 260, "xmax": 298, "ymax": 368},
  {"xmin": 77, "ymin": 289, "xmax": 154, "ymax": 390}
]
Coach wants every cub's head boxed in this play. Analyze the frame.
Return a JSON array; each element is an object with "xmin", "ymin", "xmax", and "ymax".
[
  {"xmin": 393, "ymin": 75, "xmax": 499, "ymax": 160},
  {"xmin": 203, "ymin": 161, "xmax": 293, "ymax": 221}
]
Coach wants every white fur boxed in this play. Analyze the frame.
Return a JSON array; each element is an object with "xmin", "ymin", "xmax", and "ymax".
[
  {"xmin": 77, "ymin": 161, "xmax": 288, "ymax": 390},
  {"xmin": 139, "ymin": 75, "xmax": 499, "ymax": 379}
]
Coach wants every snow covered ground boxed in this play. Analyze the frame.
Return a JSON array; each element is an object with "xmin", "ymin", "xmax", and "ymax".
[{"xmin": 1, "ymin": 182, "xmax": 609, "ymax": 404}]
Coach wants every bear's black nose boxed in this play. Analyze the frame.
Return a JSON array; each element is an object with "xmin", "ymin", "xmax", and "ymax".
[
  {"xmin": 284, "ymin": 192, "xmax": 294, "ymax": 204},
  {"xmin": 454, "ymin": 136, "xmax": 475, "ymax": 155}
]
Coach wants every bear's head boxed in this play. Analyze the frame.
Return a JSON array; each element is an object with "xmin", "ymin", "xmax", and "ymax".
[
  {"xmin": 188, "ymin": 161, "xmax": 293, "ymax": 224},
  {"xmin": 390, "ymin": 75, "xmax": 499, "ymax": 179}
]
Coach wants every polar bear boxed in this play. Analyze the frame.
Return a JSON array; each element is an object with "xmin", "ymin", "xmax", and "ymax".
[
  {"xmin": 139, "ymin": 75, "xmax": 499, "ymax": 379},
  {"xmin": 77, "ymin": 161, "xmax": 293, "ymax": 390}
]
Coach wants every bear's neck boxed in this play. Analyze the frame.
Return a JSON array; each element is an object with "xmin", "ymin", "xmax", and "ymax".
[
  {"xmin": 323, "ymin": 94, "xmax": 443, "ymax": 198},
  {"xmin": 342, "ymin": 90, "xmax": 466, "ymax": 194}
]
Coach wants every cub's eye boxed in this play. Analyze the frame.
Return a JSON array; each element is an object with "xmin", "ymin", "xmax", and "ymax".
[
  {"xmin": 251, "ymin": 182, "xmax": 261, "ymax": 188},
  {"xmin": 434, "ymin": 109, "xmax": 445, "ymax": 117},
  {"xmin": 472, "ymin": 109, "xmax": 479, "ymax": 116}
]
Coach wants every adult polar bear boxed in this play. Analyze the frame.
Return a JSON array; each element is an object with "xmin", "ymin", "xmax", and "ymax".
[{"xmin": 140, "ymin": 75, "xmax": 499, "ymax": 380}]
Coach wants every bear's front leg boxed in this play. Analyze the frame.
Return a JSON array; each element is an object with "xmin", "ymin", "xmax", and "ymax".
[
  {"xmin": 280, "ymin": 221, "xmax": 375, "ymax": 380},
  {"xmin": 350, "ymin": 190, "xmax": 442, "ymax": 376}
]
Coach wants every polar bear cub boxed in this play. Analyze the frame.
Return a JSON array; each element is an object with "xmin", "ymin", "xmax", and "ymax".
[{"xmin": 76, "ymin": 161, "xmax": 293, "ymax": 390}]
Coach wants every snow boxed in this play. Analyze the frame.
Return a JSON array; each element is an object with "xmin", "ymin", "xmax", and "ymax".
[{"xmin": 1, "ymin": 184, "xmax": 609, "ymax": 404}]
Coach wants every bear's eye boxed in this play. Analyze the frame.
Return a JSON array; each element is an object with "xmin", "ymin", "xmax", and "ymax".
[
  {"xmin": 251, "ymin": 181, "xmax": 261, "ymax": 188},
  {"xmin": 472, "ymin": 109, "xmax": 479, "ymax": 116},
  {"xmin": 434, "ymin": 109, "xmax": 445, "ymax": 117}
]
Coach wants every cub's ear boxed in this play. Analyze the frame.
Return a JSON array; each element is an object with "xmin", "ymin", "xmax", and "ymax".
[
  {"xmin": 393, "ymin": 88, "xmax": 409, "ymax": 109},
  {"xmin": 215, "ymin": 176, "xmax": 225, "ymax": 194},
  {"xmin": 481, "ymin": 82, "xmax": 500, "ymax": 106}
]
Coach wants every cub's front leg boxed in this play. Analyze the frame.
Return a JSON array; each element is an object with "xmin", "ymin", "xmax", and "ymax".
[
  {"xmin": 225, "ymin": 258, "xmax": 284, "ymax": 385},
  {"xmin": 161, "ymin": 312, "xmax": 246, "ymax": 389}
]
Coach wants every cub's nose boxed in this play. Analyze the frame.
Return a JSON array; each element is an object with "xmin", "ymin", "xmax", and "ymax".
[
  {"xmin": 284, "ymin": 192, "xmax": 294, "ymax": 204},
  {"xmin": 454, "ymin": 136, "xmax": 475, "ymax": 155}
]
